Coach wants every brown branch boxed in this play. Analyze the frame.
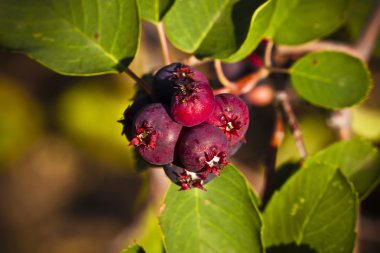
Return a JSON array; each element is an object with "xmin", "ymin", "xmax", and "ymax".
[
  {"xmin": 157, "ymin": 22, "xmax": 172, "ymax": 65},
  {"xmin": 277, "ymin": 91, "xmax": 308, "ymax": 160},
  {"xmin": 124, "ymin": 68, "xmax": 152, "ymax": 94}
]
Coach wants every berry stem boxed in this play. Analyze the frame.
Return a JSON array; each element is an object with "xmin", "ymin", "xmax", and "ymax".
[
  {"xmin": 124, "ymin": 68, "xmax": 152, "ymax": 94},
  {"xmin": 213, "ymin": 64, "xmax": 269, "ymax": 96},
  {"xmin": 264, "ymin": 40, "xmax": 274, "ymax": 67},
  {"xmin": 157, "ymin": 22, "xmax": 172, "ymax": 65},
  {"xmin": 277, "ymin": 91, "xmax": 308, "ymax": 160},
  {"xmin": 266, "ymin": 66, "xmax": 290, "ymax": 74},
  {"xmin": 214, "ymin": 60, "xmax": 238, "ymax": 91}
]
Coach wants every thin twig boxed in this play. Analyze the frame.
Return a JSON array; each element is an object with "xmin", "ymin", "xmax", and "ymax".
[
  {"xmin": 236, "ymin": 68, "xmax": 269, "ymax": 94},
  {"xmin": 277, "ymin": 41, "xmax": 361, "ymax": 59},
  {"xmin": 264, "ymin": 40, "xmax": 274, "ymax": 67},
  {"xmin": 214, "ymin": 60, "xmax": 238, "ymax": 91},
  {"xmin": 266, "ymin": 66, "xmax": 290, "ymax": 74},
  {"xmin": 213, "ymin": 68, "xmax": 269, "ymax": 96},
  {"xmin": 124, "ymin": 68, "xmax": 152, "ymax": 94},
  {"xmin": 277, "ymin": 91, "xmax": 308, "ymax": 160},
  {"xmin": 157, "ymin": 22, "xmax": 172, "ymax": 65},
  {"xmin": 262, "ymin": 109, "xmax": 284, "ymax": 207}
]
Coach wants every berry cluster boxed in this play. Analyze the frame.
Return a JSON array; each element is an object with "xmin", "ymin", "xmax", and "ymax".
[{"xmin": 119, "ymin": 63, "xmax": 249, "ymax": 190}]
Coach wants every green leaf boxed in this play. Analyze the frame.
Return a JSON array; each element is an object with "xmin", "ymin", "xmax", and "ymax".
[
  {"xmin": 138, "ymin": 0, "xmax": 175, "ymax": 23},
  {"xmin": 267, "ymin": 0, "xmax": 351, "ymax": 45},
  {"xmin": 290, "ymin": 51, "xmax": 372, "ymax": 109},
  {"xmin": 222, "ymin": 0, "xmax": 274, "ymax": 62},
  {"xmin": 0, "ymin": 0, "xmax": 140, "ymax": 75},
  {"xmin": 263, "ymin": 163, "xmax": 358, "ymax": 253},
  {"xmin": 121, "ymin": 245, "xmax": 146, "ymax": 253},
  {"xmin": 160, "ymin": 164, "xmax": 263, "ymax": 253},
  {"xmin": 164, "ymin": 0, "xmax": 261, "ymax": 59},
  {"xmin": 305, "ymin": 139, "xmax": 380, "ymax": 200}
]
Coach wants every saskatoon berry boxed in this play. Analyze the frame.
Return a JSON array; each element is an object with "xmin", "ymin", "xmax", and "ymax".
[
  {"xmin": 178, "ymin": 123, "xmax": 228, "ymax": 177},
  {"xmin": 118, "ymin": 95, "xmax": 153, "ymax": 141},
  {"xmin": 206, "ymin": 93, "xmax": 249, "ymax": 147},
  {"xmin": 164, "ymin": 163, "xmax": 216, "ymax": 191},
  {"xmin": 171, "ymin": 81, "xmax": 215, "ymax": 127},
  {"xmin": 130, "ymin": 103, "xmax": 182, "ymax": 165},
  {"xmin": 153, "ymin": 63, "xmax": 209, "ymax": 104}
]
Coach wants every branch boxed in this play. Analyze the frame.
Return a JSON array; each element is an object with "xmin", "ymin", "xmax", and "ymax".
[
  {"xmin": 277, "ymin": 91, "xmax": 308, "ymax": 160},
  {"xmin": 124, "ymin": 68, "xmax": 152, "ymax": 94},
  {"xmin": 157, "ymin": 22, "xmax": 172, "ymax": 65},
  {"xmin": 277, "ymin": 41, "xmax": 361, "ymax": 59}
]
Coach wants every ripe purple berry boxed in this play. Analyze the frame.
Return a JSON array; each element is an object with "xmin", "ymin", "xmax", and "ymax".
[
  {"xmin": 171, "ymin": 81, "xmax": 215, "ymax": 127},
  {"xmin": 178, "ymin": 123, "xmax": 229, "ymax": 177},
  {"xmin": 118, "ymin": 95, "xmax": 153, "ymax": 141},
  {"xmin": 130, "ymin": 103, "xmax": 182, "ymax": 165},
  {"xmin": 153, "ymin": 63, "xmax": 209, "ymax": 104},
  {"xmin": 206, "ymin": 93, "xmax": 249, "ymax": 147}
]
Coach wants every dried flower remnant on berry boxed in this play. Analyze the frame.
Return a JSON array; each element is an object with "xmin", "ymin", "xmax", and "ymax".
[{"xmin": 130, "ymin": 121, "xmax": 157, "ymax": 149}]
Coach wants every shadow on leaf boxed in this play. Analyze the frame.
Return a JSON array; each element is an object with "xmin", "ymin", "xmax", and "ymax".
[{"xmin": 267, "ymin": 243, "xmax": 317, "ymax": 253}]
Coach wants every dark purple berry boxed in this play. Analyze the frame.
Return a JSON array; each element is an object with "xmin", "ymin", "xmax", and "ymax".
[
  {"xmin": 163, "ymin": 163, "xmax": 216, "ymax": 191},
  {"xmin": 118, "ymin": 95, "xmax": 153, "ymax": 141},
  {"xmin": 130, "ymin": 103, "xmax": 182, "ymax": 165},
  {"xmin": 206, "ymin": 93, "xmax": 249, "ymax": 147},
  {"xmin": 153, "ymin": 63, "xmax": 209, "ymax": 104},
  {"xmin": 171, "ymin": 81, "xmax": 215, "ymax": 127},
  {"xmin": 178, "ymin": 123, "xmax": 229, "ymax": 177},
  {"xmin": 228, "ymin": 139, "xmax": 244, "ymax": 156}
]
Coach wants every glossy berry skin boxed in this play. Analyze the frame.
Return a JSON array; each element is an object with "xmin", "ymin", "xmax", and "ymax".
[
  {"xmin": 164, "ymin": 163, "xmax": 216, "ymax": 191},
  {"xmin": 178, "ymin": 123, "xmax": 228, "ymax": 176},
  {"xmin": 171, "ymin": 81, "xmax": 215, "ymax": 127},
  {"xmin": 206, "ymin": 93, "xmax": 249, "ymax": 147},
  {"xmin": 153, "ymin": 63, "xmax": 209, "ymax": 104},
  {"xmin": 130, "ymin": 103, "xmax": 182, "ymax": 165},
  {"xmin": 118, "ymin": 95, "xmax": 153, "ymax": 141}
]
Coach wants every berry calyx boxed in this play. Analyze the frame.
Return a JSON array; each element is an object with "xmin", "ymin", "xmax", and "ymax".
[
  {"xmin": 207, "ymin": 93, "xmax": 249, "ymax": 147},
  {"xmin": 164, "ymin": 163, "xmax": 216, "ymax": 191},
  {"xmin": 153, "ymin": 63, "xmax": 209, "ymax": 104},
  {"xmin": 130, "ymin": 121, "xmax": 157, "ymax": 149}
]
